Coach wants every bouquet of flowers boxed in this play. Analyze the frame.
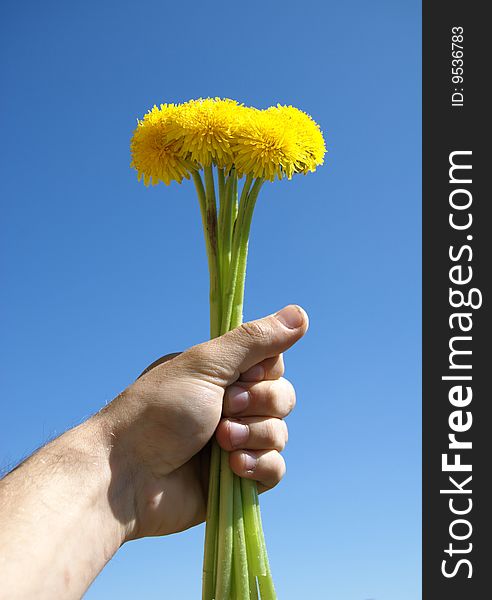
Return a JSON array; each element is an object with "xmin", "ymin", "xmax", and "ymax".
[{"xmin": 130, "ymin": 98, "xmax": 326, "ymax": 599}]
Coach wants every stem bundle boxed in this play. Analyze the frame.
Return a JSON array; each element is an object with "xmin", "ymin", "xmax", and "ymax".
[{"xmin": 196, "ymin": 167, "xmax": 276, "ymax": 600}]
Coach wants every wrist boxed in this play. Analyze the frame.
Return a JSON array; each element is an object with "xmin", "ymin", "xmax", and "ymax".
[
  {"xmin": 0, "ymin": 413, "xmax": 134, "ymax": 598},
  {"xmin": 88, "ymin": 405, "xmax": 140, "ymax": 543}
]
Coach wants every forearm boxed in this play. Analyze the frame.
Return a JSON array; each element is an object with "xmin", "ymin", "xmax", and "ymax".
[
  {"xmin": 0, "ymin": 415, "xmax": 132, "ymax": 600},
  {"xmin": 0, "ymin": 308, "xmax": 306, "ymax": 598}
]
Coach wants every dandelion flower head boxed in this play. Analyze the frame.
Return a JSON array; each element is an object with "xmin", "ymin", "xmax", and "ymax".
[
  {"xmin": 130, "ymin": 104, "xmax": 195, "ymax": 186},
  {"xmin": 130, "ymin": 98, "xmax": 326, "ymax": 185},
  {"xmin": 171, "ymin": 98, "xmax": 245, "ymax": 169},
  {"xmin": 267, "ymin": 104, "xmax": 326, "ymax": 174},
  {"xmin": 232, "ymin": 108, "xmax": 301, "ymax": 181}
]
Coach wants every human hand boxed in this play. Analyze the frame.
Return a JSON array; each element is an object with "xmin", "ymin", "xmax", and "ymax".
[{"xmin": 100, "ymin": 305, "xmax": 308, "ymax": 541}]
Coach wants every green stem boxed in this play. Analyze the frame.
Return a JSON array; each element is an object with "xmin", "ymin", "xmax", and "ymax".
[
  {"xmin": 254, "ymin": 488, "xmax": 276, "ymax": 599},
  {"xmin": 195, "ymin": 168, "xmax": 222, "ymax": 598},
  {"xmin": 203, "ymin": 166, "xmax": 222, "ymax": 338},
  {"xmin": 257, "ymin": 572, "xmax": 276, "ymax": 599},
  {"xmin": 215, "ymin": 448, "xmax": 234, "ymax": 599},
  {"xmin": 218, "ymin": 167, "xmax": 226, "ymax": 207},
  {"xmin": 216, "ymin": 168, "xmax": 226, "ymax": 280},
  {"xmin": 241, "ymin": 477, "xmax": 266, "ymax": 578},
  {"xmin": 199, "ymin": 170, "xmax": 272, "ymax": 600},
  {"xmin": 218, "ymin": 169, "xmax": 235, "ymax": 297},
  {"xmin": 232, "ymin": 175, "xmax": 238, "ymax": 226},
  {"xmin": 216, "ymin": 172, "xmax": 258, "ymax": 599},
  {"xmin": 202, "ymin": 440, "xmax": 221, "ymax": 600},
  {"xmin": 220, "ymin": 174, "xmax": 254, "ymax": 333},
  {"xmin": 230, "ymin": 563, "xmax": 236, "ymax": 600},
  {"xmin": 221, "ymin": 177, "xmax": 268, "ymax": 594},
  {"xmin": 232, "ymin": 474, "xmax": 250, "ymax": 600},
  {"xmin": 249, "ymin": 570, "xmax": 259, "ymax": 600},
  {"xmin": 192, "ymin": 171, "xmax": 220, "ymax": 339},
  {"xmin": 230, "ymin": 178, "xmax": 264, "ymax": 328}
]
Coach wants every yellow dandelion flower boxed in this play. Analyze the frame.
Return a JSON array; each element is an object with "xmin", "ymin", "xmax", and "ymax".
[
  {"xmin": 232, "ymin": 108, "xmax": 301, "ymax": 181},
  {"xmin": 130, "ymin": 104, "xmax": 195, "ymax": 186},
  {"xmin": 267, "ymin": 104, "xmax": 326, "ymax": 174},
  {"xmin": 170, "ymin": 98, "xmax": 244, "ymax": 169}
]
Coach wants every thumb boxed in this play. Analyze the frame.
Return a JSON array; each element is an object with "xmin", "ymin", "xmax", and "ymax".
[{"xmin": 182, "ymin": 305, "xmax": 309, "ymax": 387}]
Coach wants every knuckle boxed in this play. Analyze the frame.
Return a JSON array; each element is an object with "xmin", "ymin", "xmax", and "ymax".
[
  {"xmin": 276, "ymin": 355, "xmax": 285, "ymax": 377},
  {"xmin": 283, "ymin": 379, "xmax": 297, "ymax": 413},
  {"xmin": 283, "ymin": 421, "xmax": 289, "ymax": 445},
  {"xmin": 263, "ymin": 355, "xmax": 284, "ymax": 379},
  {"xmin": 215, "ymin": 419, "xmax": 228, "ymax": 441},
  {"xmin": 228, "ymin": 450, "xmax": 243, "ymax": 475},
  {"xmin": 267, "ymin": 382, "xmax": 284, "ymax": 415},
  {"xmin": 184, "ymin": 341, "xmax": 225, "ymax": 382},
  {"xmin": 239, "ymin": 320, "xmax": 271, "ymax": 344},
  {"xmin": 277, "ymin": 456, "xmax": 287, "ymax": 480},
  {"xmin": 265, "ymin": 419, "xmax": 285, "ymax": 450},
  {"xmin": 268, "ymin": 453, "xmax": 286, "ymax": 485},
  {"xmin": 267, "ymin": 379, "xmax": 296, "ymax": 416},
  {"xmin": 185, "ymin": 343, "xmax": 209, "ymax": 364}
]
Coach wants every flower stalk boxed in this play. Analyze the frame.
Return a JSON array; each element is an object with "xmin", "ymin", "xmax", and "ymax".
[
  {"xmin": 130, "ymin": 96, "xmax": 326, "ymax": 600},
  {"xmin": 199, "ymin": 166, "xmax": 276, "ymax": 599}
]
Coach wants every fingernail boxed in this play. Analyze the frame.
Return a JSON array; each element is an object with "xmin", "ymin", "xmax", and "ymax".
[
  {"xmin": 229, "ymin": 421, "xmax": 249, "ymax": 448},
  {"xmin": 275, "ymin": 305, "xmax": 304, "ymax": 329},
  {"xmin": 242, "ymin": 364, "xmax": 264, "ymax": 382},
  {"xmin": 227, "ymin": 386, "xmax": 250, "ymax": 414},
  {"xmin": 242, "ymin": 451, "xmax": 257, "ymax": 473}
]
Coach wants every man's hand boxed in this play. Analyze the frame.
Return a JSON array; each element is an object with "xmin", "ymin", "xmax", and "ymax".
[
  {"xmin": 103, "ymin": 304, "xmax": 308, "ymax": 539},
  {"xmin": 0, "ymin": 305, "xmax": 308, "ymax": 599}
]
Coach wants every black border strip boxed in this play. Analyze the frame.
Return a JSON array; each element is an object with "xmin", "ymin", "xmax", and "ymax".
[{"xmin": 423, "ymin": 3, "xmax": 490, "ymax": 598}]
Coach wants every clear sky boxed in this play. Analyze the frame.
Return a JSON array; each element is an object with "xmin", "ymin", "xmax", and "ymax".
[{"xmin": 0, "ymin": 1, "xmax": 421, "ymax": 598}]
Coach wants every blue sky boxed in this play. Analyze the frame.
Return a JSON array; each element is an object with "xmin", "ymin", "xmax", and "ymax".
[{"xmin": 0, "ymin": 1, "xmax": 421, "ymax": 598}]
